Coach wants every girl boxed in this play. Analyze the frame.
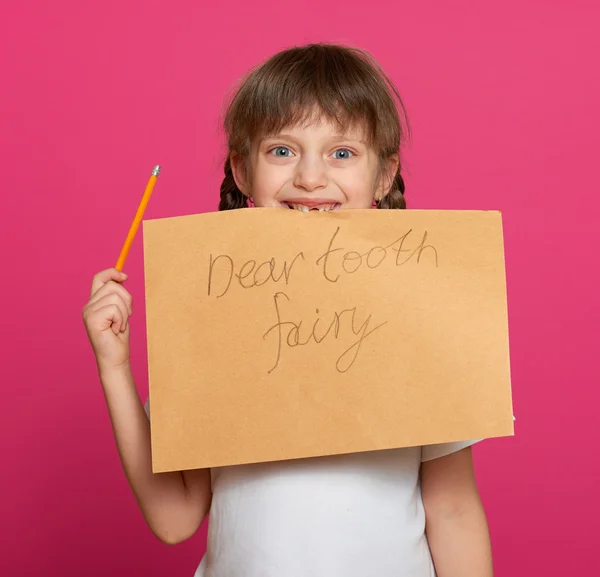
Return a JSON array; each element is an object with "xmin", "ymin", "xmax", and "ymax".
[{"xmin": 83, "ymin": 44, "xmax": 493, "ymax": 576}]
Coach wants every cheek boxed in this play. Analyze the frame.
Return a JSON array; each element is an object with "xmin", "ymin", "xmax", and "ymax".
[
  {"xmin": 250, "ymin": 162, "xmax": 290, "ymax": 205},
  {"xmin": 338, "ymin": 169, "xmax": 377, "ymax": 206}
]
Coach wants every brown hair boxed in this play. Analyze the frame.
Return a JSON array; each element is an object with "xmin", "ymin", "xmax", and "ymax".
[{"xmin": 219, "ymin": 43, "xmax": 409, "ymax": 211}]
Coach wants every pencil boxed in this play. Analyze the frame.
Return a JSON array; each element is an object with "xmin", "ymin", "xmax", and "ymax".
[{"xmin": 115, "ymin": 165, "xmax": 161, "ymax": 271}]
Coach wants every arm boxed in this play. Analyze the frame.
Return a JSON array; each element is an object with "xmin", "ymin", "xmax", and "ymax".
[
  {"xmin": 421, "ymin": 446, "xmax": 493, "ymax": 577},
  {"xmin": 101, "ymin": 365, "xmax": 211, "ymax": 544},
  {"xmin": 84, "ymin": 269, "xmax": 211, "ymax": 545}
]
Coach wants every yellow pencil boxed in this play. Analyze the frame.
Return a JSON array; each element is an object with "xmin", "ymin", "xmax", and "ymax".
[{"xmin": 115, "ymin": 165, "xmax": 161, "ymax": 271}]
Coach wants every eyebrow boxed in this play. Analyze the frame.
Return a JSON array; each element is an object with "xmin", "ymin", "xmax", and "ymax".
[
  {"xmin": 262, "ymin": 134, "xmax": 366, "ymax": 144},
  {"xmin": 262, "ymin": 134, "xmax": 297, "ymax": 142},
  {"xmin": 331, "ymin": 135, "xmax": 367, "ymax": 144}
]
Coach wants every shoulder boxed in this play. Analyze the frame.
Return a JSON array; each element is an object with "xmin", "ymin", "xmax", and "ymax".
[{"xmin": 420, "ymin": 439, "xmax": 481, "ymax": 463}]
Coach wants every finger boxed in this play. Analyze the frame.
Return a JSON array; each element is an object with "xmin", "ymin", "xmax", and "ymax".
[
  {"xmin": 88, "ymin": 293, "xmax": 129, "ymax": 333},
  {"xmin": 90, "ymin": 304, "xmax": 124, "ymax": 335},
  {"xmin": 91, "ymin": 268, "xmax": 128, "ymax": 298},
  {"xmin": 88, "ymin": 280, "xmax": 133, "ymax": 315}
]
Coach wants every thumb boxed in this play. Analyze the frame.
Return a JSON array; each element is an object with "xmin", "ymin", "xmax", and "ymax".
[{"xmin": 91, "ymin": 268, "xmax": 128, "ymax": 297}]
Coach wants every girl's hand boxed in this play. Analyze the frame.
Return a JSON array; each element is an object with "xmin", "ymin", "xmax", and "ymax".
[{"xmin": 83, "ymin": 268, "xmax": 133, "ymax": 375}]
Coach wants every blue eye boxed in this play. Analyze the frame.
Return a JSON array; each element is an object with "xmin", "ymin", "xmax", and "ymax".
[
  {"xmin": 271, "ymin": 146, "xmax": 292, "ymax": 157},
  {"xmin": 332, "ymin": 148, "xmax": 353, "ymax": 160}
]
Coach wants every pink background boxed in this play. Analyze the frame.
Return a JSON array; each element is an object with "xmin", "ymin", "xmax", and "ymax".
[{"xmin": 1, "ymin": 1, "xmax": 599, "ymax": 575}]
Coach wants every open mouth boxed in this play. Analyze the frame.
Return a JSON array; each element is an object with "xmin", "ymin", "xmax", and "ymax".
[{"xmin": 282, "ymin": 202, "xmax": 341, "ymax": 212}]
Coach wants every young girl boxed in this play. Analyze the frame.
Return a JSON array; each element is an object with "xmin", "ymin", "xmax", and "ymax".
[{"xmin": 83, "ymin": 43, "xmax": 493, "ymax": 576}]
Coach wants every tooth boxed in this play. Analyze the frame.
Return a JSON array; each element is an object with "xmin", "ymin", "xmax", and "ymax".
[{"xmin": 302, "ymin": 206, "xmax": 309, "ymax": 213}]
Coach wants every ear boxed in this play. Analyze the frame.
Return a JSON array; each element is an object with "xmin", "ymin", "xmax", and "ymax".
[
  {"xmin": 230, "ymin": 153, "xmax": 250, "ymax": 196},
  {"xmin": 375, "ymin": 155, "xmax": 399, "ymax": 201}
]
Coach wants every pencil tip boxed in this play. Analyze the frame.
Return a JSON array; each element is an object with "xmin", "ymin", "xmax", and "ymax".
[{"xmin": 152, "ymin": 165, "xmax": 161, "ymax": 177}]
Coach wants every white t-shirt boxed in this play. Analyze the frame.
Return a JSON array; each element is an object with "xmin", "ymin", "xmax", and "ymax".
[{"xmin": 144, "ymin": 399, "xmax": 477, "ymax": 577}]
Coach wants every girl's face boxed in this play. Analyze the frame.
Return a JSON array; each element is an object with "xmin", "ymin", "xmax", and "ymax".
[{"xmin": 231, "ymin": 117, "xmax": 397, "ymax": 211}]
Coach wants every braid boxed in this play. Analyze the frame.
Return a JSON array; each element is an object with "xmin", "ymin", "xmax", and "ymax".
[
  {"xmin": 218, "ymin": 157, "xmax": 248, "ymax": 211},
  {"xmin": 377, "ymin": 166, "xmax": 406, "ymax": 210}
]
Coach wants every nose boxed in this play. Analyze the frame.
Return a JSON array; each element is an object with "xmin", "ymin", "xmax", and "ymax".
[{"xmin": 293, "ymin": 155, "xmax": 327, "ymax": 192}]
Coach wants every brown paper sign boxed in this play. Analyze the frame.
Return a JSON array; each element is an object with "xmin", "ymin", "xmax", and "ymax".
[{"xmin": 143, "ymin": 209, "xmax": 514, "ymax": 473}]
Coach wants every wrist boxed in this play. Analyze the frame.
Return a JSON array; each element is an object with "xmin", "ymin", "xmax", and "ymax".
[{"xmin": 98, "ymin": 359, "xmax": 132, "ymax": 383}]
